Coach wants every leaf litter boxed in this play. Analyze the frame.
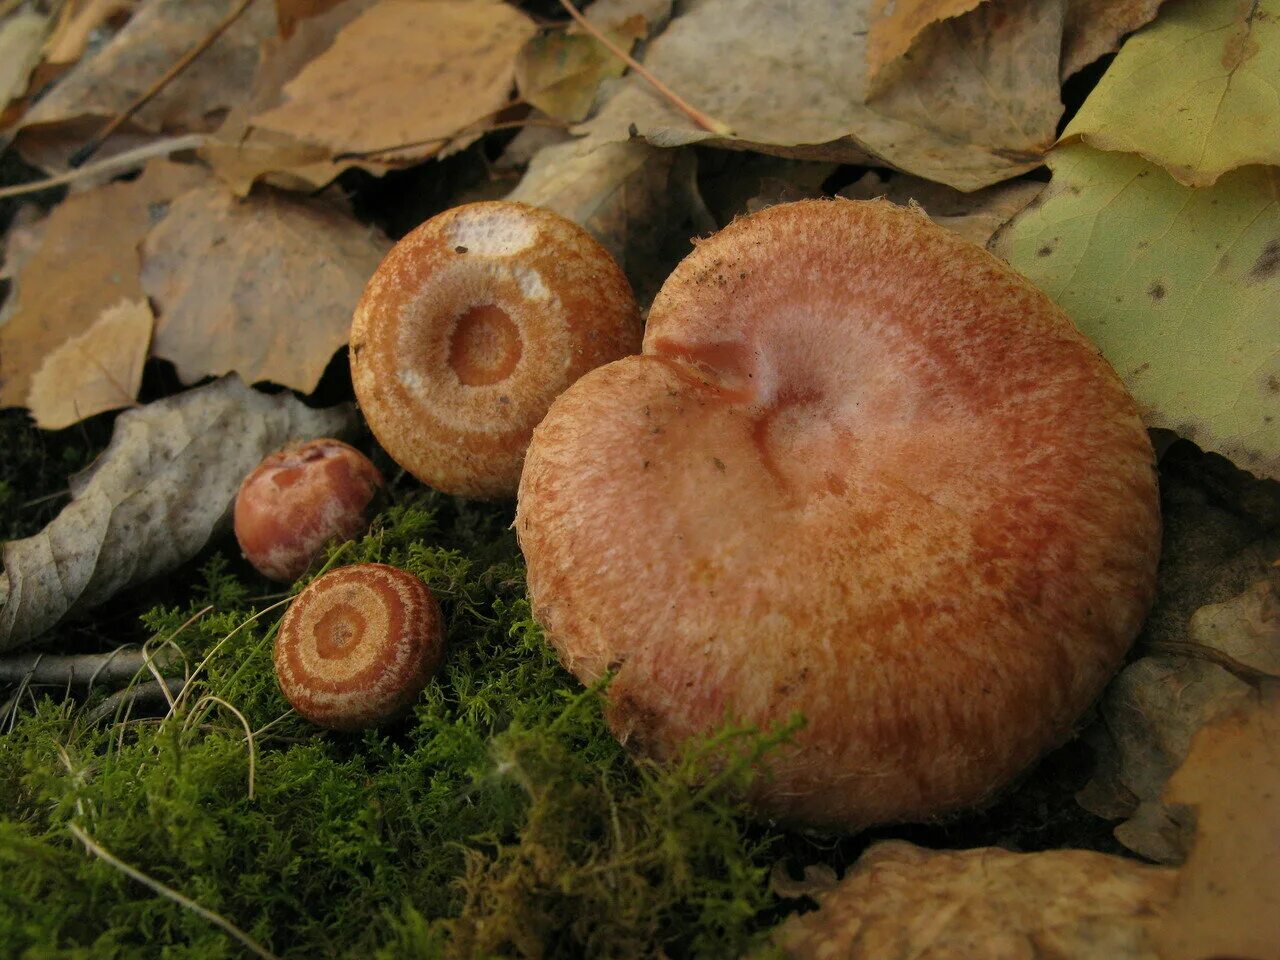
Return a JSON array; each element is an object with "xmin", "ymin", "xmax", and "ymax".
[{"xmin": 1, "ymin": 0, "xmax": 1279, "ymax": 955}]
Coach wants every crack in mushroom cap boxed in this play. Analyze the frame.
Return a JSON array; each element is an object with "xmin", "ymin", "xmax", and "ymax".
[
  {"xmin": 516, "ymin": 199, "xmax": 1162, "ymax": 831},
  {"xmin": 275, "ymin": 563, "xmax": 444, "ymax": 731},
  {"xmin": 350, "ymin": 201, "xmax": 641, "ymax": 499}
]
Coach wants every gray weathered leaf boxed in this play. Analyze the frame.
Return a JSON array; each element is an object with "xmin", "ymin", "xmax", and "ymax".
[
  {"xmin": 0, "ymin": 377, "xmax": 356, "ymax": 650},
  {"xmin": 1076, "ymin": 449, "xmax": 1280, "ymax": 862},
  {"xmin": 507, "ymin": 138, "xmax": 714, "ymax": 305},
  {"xmin": 575, "ymin": 0, "xmax": 1065, "ymax": 191}
]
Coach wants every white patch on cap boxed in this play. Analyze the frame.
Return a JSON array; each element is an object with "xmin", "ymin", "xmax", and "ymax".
[
  {"xmin": 447, "ymin": 206, "xmax": 538, "ymax": 257},
  {"xmin": 515, "ymin": 265, "xmax": 549, "ymax": 300}
]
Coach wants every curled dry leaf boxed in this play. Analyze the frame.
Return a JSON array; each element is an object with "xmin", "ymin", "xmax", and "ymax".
[
  {"xmin": 506, "ymin": 138, "xmax": 714, "ymax": 304},
  {"xmin": 769, "ymin": 841, "xmax": 1177, "ymax": 960},
  {"xmin": 43, "ymin": 0, "xmax": 138, "ymax": 67},
  {"xmin": 1062, "ymin": 0, "xmax": 1279, "ymax": 187},
  {"xmin": 864, "ymin": 0, "xmax": 989, "ymax": 85},
  {"xmin": 249, "ymin": 0, "xmax": 535, "ymax": 162},
  {"xmin": 0, "ymin": 376, "xmax": 357, "ymax": 651},
  {"xmin": 576, "ymin": 0, "xmax": 1064, "ymax": 191},
  {"xmin": 0, "ymin": 159, "xmax": 205, "ymax": 413},
  {"xmin": 1157, "ymin": 685, "xmax": 1280, "ymax": 960},
  {"xmin": 839, "ymin": 171, "xmax": 1043, "ymax": 248},
  {"xmin": 1076, "ymin": 448, "xmax": 1280, "ymax": 862},
  {"xmin": 13, "ymin": 0, "xmax": 275, "ymax": 171},
  {"xmin": 1060, "ymin": 0, "xmax": 1166, "ymax": 79},
  {"xmin": 140, "ymin": 185, "xmax": 391, "ymax": 393},
  {"xmin": 202, "ymin": 0, "xmax": 374, "ymax": 195},
  {"xmin": 273, "ymin": 0, "xmax": 346, "ymax": 39},
  {"xmin": 515, "ymin": 17, "xmax": 646, "ymax": 123},
  {"xmin": 0, "ymin": 9, "xmax": 48, "ymax": 109},
  {"xmin": 993, "ymin": 143, "xmax": 1280, "ymax": 480},
  {"xmin": 26, "ymin": 299, "xmax": 153, "ymax": 430}
]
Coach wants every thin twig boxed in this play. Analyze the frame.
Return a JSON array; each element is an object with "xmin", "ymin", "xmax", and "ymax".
[
  {"xmin": 86, "ymin": 677, "xmax": 185, "ymax": 725},
  {"xmin": 330, "ymin": 116, "xmax": 568, "ymax": 163},
  {"xmin": 69, "ymin": 0, "xmax": 256, "ymax": 166},
  {"xmin": 0, "ymin": 646, "xmax": 171, "ymax": 686},
  {"xmin": 68, "ymin": 823, "xmax": 282, "ymax": 960},
  {"xmin": 0, "ymin": 134, "xmax": 206, "ymax": 200},
  {"xmin": 555, "ymin": 0, "xmax": 732, "ymax": 136}
]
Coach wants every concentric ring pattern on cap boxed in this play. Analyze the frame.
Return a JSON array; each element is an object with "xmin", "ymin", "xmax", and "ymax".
[{"xmin": 350, "ymin": 201, "xmax": 641, "ymax": 499}]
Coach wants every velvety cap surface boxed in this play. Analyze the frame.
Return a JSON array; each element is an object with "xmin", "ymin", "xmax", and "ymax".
[
  {"xmin": 350, "ymin": 201, "xmax": 641, "ymax": 498},
  {"xmin": 517, "ymin": 199, "xmax": 1161, "ymax": 830}
]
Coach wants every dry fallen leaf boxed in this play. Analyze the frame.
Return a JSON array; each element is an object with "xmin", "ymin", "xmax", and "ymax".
[
  {"xmin": 576, "ymin": 0, "xmax": 1065, "ymax": 192},
  {"xmin": 1076, "ymin": 448, "xmax": 1280, "ymax": 862},
  {"xmin": 0, "ymin": 160, "xmax": 206, "ymax": 412},
  {"xmin": 0, "ymin": 9, "xmax": 49, "ymax": 108},
  {"xmin": 0, "ymin": 376, "xmax": 356, "ymax": 650},
  {"xmin": 140, "ymin": 186, "xmax": 391, "ymax": 392},
  {"xmin": 770, "ymin": 841, "xmax": 1177, "ymax": 960},
  {"xmin": 26, "ymin": 299, "xmax": 153, "ymax": 430},
  {"xmin": 273, "ymin": 0, "xmax": 346, "ymax": 39},
  {"xmin": 1158, "ymin": 685, "xmax": 1280, "ymax": 960},
  {"xmin": 839, "ymin": 171, "xmax": 1043, "ymax": 248},
  {"xmin": 1062, "ymin": 0, "xmax": 1279, "ymax": 187},
  {"xmin": 250, "ymin": 0, "xmax": 535, "ymax": 162},
  {"xmin": 201, "ymin": 0, "xmax": 375, "ymax": 195},
  {"xmin": 865, "ymin": 0, "xmax": 989, "ymax": 85},
  {"xmin": 14, "ymin": 0, "xmax": 275, "ymax": 170},
  {"xmin": 1060, "ymin": 0, "xmax": 1166, "ymax": 79},
  {"xmin": 43, "ymin": 0, "xmax": 137, "ymax": 66},
  {"xmin": 507, "ymin": 138, "xmax": 714, "ymax": 304},
  {"xmin": 515, "ymin": 17, "xmax": 646, "ymax": 123}
]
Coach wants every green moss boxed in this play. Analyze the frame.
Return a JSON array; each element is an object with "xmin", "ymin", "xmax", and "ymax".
[{"xmin": 0, "ymin": 495, "xmax": 788, "ymax": 959}]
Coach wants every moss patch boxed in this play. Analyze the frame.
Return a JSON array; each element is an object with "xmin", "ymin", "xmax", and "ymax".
[{"xmin": 0, "ymin": 496, "xmax": 786, "ymax": 959}]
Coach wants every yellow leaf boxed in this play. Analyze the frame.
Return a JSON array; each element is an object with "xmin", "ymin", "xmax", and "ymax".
[
  {"xmin": 993, "ymin": 143, "xmax": 1280, "ymax": 480},
  {"xmin": 1062, "ymin": 0, "xmax": 1280, "ymax": 186}
]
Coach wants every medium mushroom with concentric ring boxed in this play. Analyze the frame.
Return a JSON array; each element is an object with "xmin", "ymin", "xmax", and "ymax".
[
  {"xmin": 516, "ymin": 199, "xmax": 1161, "ymax": 831},
  {"xmin": 275, "ymin": 563, "xmax": 444, "ymax": 730},
  {"xmin": 350, "ymin": 200, "xmax": 642, "ymax": 498}
]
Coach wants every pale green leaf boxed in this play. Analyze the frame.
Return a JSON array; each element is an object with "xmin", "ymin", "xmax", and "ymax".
[
  {"xmin": 1062, "ymin": 0, "xmax": 1280, "ymax": 186},
  {"xmin": 992, "ymin": 143, "xmax": 1280, "ymax": 479}
]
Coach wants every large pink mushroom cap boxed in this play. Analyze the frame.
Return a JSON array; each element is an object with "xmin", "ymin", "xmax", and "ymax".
[{"xmin": 516, "ymin": 199, "xmax": 1161, "ymax": 831}]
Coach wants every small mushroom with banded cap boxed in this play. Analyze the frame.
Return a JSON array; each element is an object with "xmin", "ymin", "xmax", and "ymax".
[
  {"xmin": 275, "ymin": 563, "xmax": 444, "ymax": 730},
  {"xmin": 350, "ymin": 200, "xmax": 642, "ymax": 499}
]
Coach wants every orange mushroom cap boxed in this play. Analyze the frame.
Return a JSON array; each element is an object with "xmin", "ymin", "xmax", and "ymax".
[
  {"xmin": 350, "ymin": 200, "xmax": 642, "ymax": 499},
  {"xmin": 235, "ymin": 439, "xmax": 384, "ymax": 583},
  {"xmin": 516, "ymin": 199, "xmax": 1161, "ymax": 831},
  {"xmin": 275, "ymin": 563, "xmax": 444, "ymax": 730}
]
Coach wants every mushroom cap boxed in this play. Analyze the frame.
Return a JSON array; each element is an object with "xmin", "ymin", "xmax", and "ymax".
[
  {"xmin": 516, "ymin": 199, "xmax": 1161, "ymax": 831},
  {"xmin": 350, "ymin": 200, "xmax": 642, "ymax": 499},
  {"xmin": 234, "ymin": 438, "xmax": 384, "ymax": 583},
  {"xmin": 275, "ymin": 563, "xmax": 444, "ymax": 730}
]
